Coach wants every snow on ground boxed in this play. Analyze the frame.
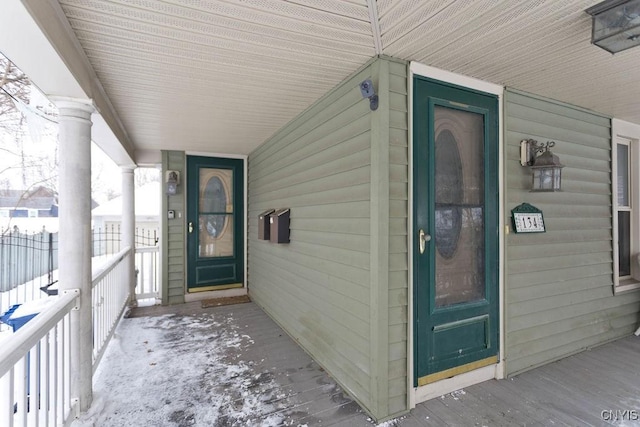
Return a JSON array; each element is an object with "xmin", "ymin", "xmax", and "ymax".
[
  {"xmin": 72, "ymin": 310, "xmax": 297, "ymax": 427},
  {"xmin": 7, "ymin": 296, "xmax": 56, "ymax": 319}
]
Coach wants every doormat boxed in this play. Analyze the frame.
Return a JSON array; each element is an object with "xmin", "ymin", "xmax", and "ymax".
[{"xmin": 201, "ymin": 295, "xmax": 251, "ymax": 308}]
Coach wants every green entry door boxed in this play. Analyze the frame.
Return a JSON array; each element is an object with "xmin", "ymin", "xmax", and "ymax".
[
  {"xmin": 413, "ymin": 77, "xmax": 499, "ymax": 386},
  {"xmin": 187, "ymin": 156, "xmax": 244, "ymax": 291}
]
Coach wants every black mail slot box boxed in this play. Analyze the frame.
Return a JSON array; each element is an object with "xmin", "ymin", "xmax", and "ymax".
[
  {"xmin": 270, "ymin": 208, "xmax": 290, "ymax": 244},
  {"xmin": 258, "ymin": 209, "xmax": 275, "ymax": 240}
]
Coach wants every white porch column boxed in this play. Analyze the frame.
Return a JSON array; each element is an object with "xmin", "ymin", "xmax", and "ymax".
[
  {"xmin": 54, "ymin": 97, "xmax": 95, "ymax": 412},
  {"xmin": 121, "ymin": 166, "xmax": 136, "ymax": 306}
]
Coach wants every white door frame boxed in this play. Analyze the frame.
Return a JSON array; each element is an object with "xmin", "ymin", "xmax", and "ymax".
[
  {"xmin": 407, "ymin": 62, "xmax": 506, "ymax": 406},
  {"xmin": 183, "ymin": 151, "xmax": 248, "ymax": 302}
]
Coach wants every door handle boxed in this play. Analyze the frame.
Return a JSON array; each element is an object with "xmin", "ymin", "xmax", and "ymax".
[
  {"xmin": 419, "ymin": 229, "xmax": 431, "ymax": 254},
  {"xmin": 189, "ymin": 222, "xmax": 194, "ymax": 234}
]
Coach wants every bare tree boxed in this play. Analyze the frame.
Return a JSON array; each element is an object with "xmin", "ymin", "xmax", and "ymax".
[
  {"xmin": 135, "ymin": 167, "xmax": 160, "ymax": 188},
  {"xmin": 0, "ymin": 56, "xmax": 30, "ymax": 134},
  {"xmin": 0, "ymin": 55, "xmax": 58, "ymax": 191},
  {"xmin": 0, "ymin": 55, "xmax": 120, "ymax": 216}
]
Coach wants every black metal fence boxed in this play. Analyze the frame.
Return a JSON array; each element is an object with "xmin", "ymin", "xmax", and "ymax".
[
  {"xmin": 0, "ymin": 228, "xmax": 57, "ymax": 293},
  {"xmin": 0, "ymin": 225, "xmax": 159, "ymax": 293}
]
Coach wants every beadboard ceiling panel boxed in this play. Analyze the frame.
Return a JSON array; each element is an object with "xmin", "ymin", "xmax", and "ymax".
[
  {"xmin": 378, "ymin": 0, "xmax": 640, "ymax": 123},
  {"xmin": 29, "ymin": 0, "xmax": 640, "ymax": 158},
  {"xmin": 57, "ymin": 0, "xmax": 374, "ymax": 156}
]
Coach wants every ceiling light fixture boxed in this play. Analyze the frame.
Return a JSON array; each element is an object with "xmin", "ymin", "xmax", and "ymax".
[{"xmin": 586, "ymin": 0, "xmax": 640, "ymax": 53}]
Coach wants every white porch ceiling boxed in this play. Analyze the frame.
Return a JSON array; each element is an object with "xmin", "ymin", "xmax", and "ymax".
[{"xmin": 12, "ymin": 0, "xmax": 640, "ymax": 160}]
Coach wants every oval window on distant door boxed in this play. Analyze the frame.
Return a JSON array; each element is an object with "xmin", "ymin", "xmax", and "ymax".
[
  {"xmin": 198, "ymin": 168, "xmax": 234, "ymax": 258},
  {"xmin": 203, "ymin": 176, "xmax": 227, "ymax": 238}
]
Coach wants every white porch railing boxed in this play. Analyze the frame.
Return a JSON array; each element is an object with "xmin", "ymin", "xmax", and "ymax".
[
  {"xmin": 134, "ymin": 246, "xmax": 159, "ymax": 301},
  {"xmin": 91, "ymin": 247, "xmax": 132, "ymax": 370},
  {"xmin": 0, "ymin": 290, "xmax": 78, "ymax": 427},
  {"xmin": 1, "ymin": 246, "xmax": 159, "ymax": 318},
  {"xmin": 0, "ymin": 247, "xmax": 132, "ymax": 426}
]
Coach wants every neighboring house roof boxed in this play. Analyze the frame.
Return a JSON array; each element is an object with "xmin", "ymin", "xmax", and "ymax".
[
  {"xmin": 0, "ymin": 187, "xmax": 57, "ymax": 210},
  {"xmin": 91, "ymin": 182, "xmax": 160, "ymax": 218}
]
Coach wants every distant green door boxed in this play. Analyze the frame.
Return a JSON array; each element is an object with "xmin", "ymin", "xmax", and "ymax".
[
  {"xmin": 413, "ymin": 77, "xmax": 499, "ymax": 386},
  {"xmin": 187, "ymin": 156, "xmax": 243, "ymax": 291}
]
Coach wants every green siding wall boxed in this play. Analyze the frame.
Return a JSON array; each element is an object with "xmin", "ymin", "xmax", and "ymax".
[
  {"xmin": 248, "ymin": 56, "xmax": 408, "ymax": 421},
  {"xmin": 161, "ymin": 150, "xmax": 186, "ymax": 305},
  {"xmin": 504, "ymin": 89, "xmax": 640, "ymax": 376}
]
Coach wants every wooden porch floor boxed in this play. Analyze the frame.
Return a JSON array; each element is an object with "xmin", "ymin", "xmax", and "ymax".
[{"xmin": 87, "ymin": 300, "xmax": 640, "ymax": 426}]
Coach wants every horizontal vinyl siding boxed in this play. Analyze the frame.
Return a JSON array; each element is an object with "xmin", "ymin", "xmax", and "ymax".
[
  {"xmin": 248, "ymin": 61, "xmax": 376, "ymax": 411},
  {"xmin": 387, "ymin": 60, "xmax": 409, "ymax": 417},
  {"xmin": 504, "ymin": 89, "xmax": 640, "ymax": 376},
  {"xmin": 165, "ymin": 150, "xmax": 185, "ymax": 305}
]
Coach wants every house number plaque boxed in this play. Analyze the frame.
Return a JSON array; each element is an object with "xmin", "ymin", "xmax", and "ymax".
[{"xmin": 511, "ymin": 203, "xmax": 546, "ymax": 233}]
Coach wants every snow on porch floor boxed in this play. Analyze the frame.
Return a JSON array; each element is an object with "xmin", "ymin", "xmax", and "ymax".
[
  {"xmin": 73, "ymin": 299, "xmax": 640, "ymax": 427},
  {"xmin": 72, "ymin": 300, "xmax": 384, "ymax": 427}
]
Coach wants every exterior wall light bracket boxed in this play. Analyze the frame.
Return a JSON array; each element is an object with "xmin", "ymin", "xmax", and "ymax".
[
  {"xmin": 166, "ymin": 170, "xmax": 180, "ymax": 195},
  {"xmin": 520, "ymin": 139, "xmax": 565, "ymax": 192}
]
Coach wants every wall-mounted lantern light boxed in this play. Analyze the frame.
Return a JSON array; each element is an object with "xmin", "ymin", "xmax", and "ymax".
[
  {"xmin": 166, "ymin": 170, "xmax": 180, "ymax": 195},
  {"xmin": 520, "ymin": 139, "xmax": 564, "ymax": 192},
  {"xmin": 586, "ymin": 0, "xmax": 640, "ymax": 54}
]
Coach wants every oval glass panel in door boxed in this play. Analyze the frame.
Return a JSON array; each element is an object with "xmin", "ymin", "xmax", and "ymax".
[
  {"xmin": 203, "ymin": 176, "xmax": 227, "ymax": 238},
  {"xmin": 434, "ymin": 106, "xmax": 485, "ymax": 307},
  {"xmin": 435, "ymin": 129, "xmax": 463, "ymax": 259},
  {"xmin": 199, "ymin": 168, "xmax": 234, "ymax": 258}
]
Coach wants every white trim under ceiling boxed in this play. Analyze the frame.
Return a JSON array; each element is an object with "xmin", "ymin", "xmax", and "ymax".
[{"xmin": 367, "ymin": 0, "xmax": 383, "ymax": 55}]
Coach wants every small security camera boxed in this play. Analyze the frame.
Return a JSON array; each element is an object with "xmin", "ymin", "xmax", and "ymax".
[
  {"xmin": 360, "ymin": 79, "xmax": 375, "ymax": 98},
  {"xmin": 359, "ymin": 79, "xmax": 378, "ymax": 111}
]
